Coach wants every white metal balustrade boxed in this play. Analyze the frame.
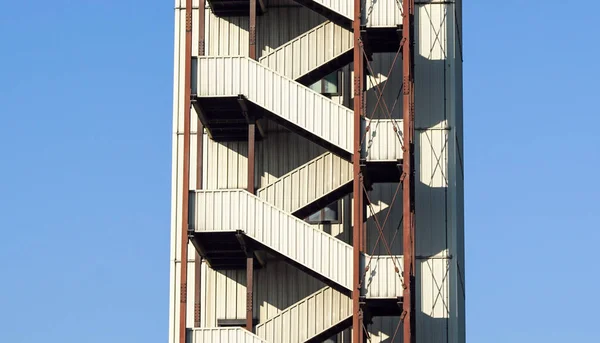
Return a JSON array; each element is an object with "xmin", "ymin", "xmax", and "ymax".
[
  {"xmin": 255, "ymin": 286, "xmax": 352, "ymax": 343},
  {"xmin": 192, "ymin": 189, "xmax": 354, "ymax": 290},
  {"xmin": 196, "ymin": 56, "xmax": 354, "ymax": 156},
  {"xmin": 192, "ymin": 328, "xmax": 268, "ymax": 343},
  {"xmin": 256, "ymin": 152, "xmax": 353, "ymax": 215},
  {"xmin": 258, "ymin": 21, "xmax": 353, "ymax": 82},
  {"xmin": 191, "ymin": 189, "xmax": 404, "ymax": 298}
]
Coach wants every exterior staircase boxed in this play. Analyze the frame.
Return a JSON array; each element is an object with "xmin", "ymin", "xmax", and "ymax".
[
  {"xmin": 258, "ymin": 21, "xmax": 353, "ymax": 86},
  {"xmin": 191, "ymin": 7, "xmax": 405, "ymax": 342},
  {"xmin": 256, "ymin": 152, "xmax": 353, "ymax": 219},
  {"xmin": 255, "ymin": 286, "xmax": 352, "ymax": 342},
  {"xmin": 192, "ymin": 327, "xmax": 268, "ymax": 343}
]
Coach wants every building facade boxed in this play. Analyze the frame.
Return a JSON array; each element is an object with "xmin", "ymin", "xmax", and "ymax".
[{"xmin": 170, "ymin": 0, "xmax": 464, "ymax": 342}]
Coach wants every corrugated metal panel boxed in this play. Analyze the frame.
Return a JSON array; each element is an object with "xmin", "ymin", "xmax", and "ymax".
[
  {"xmin": 256, "ymin": 152, "xmax": 353, "ymax": 214},
  {"xmin": 257, "ymin": 8, "xmax": 326, "ymax": 57},
  {"xmin": 204, "ymin": 7, "xmax": 325, "ymax": 58},
  {"xmin": 201, "ymin": 259, "xmax": 326, "ymax": 327},
  {"xmin": 192, "ymin": 328, "xmax": 268, "ymax": 343},
  {"xmin": 366, "ymin": 183, "xmax": 403, "ymax": 255},
  {"xmin": 192, "ymin": 189, "xmax": 354, "ymax": 290},
  {"xmin": 365, "ymin": 53, "xmax": 403, "ymax": 120},
  {"xmin": 363, "ymin": 119, "xmax": 403, "ymax": 161},
  {"xmin": 195, "ymin": 56, "xmax": 354, "ymax": 154},
  {"xmin": 362, "ymin": 0, "xmax": 403, "ymax": 27},
  {"xmin": 201, "ymin": 127, "xmax": 327, "ymax": 190},
  {"xmin": 255, "ymin": 286, "xmax": 351, "ymax": 342},
  {"xmin": 259, "ymin": 21, "xmax": 353, "ymax": 81},
  {"xmin": 368, "ymin": 317, "xmax": 402, "ymax": 342},
  {"xmin": 362, "ymin": 256, "xmax": 404, "ymax": 298}
]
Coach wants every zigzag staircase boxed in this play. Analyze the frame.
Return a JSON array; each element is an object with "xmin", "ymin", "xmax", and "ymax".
[
  {"xmin": 256, "ymin": 152, "xmax": 353, "ymax": 219},
  {"xmin": 259, "ymin": 21, "xmax": 354, "ymax": 86},
  {"xmin": 191, "ymin": 8, "xmax": 404, "ymax": 341},
  {"xmin": 255, "ymin": 286, "xmax": 352, "ymax": 342}
]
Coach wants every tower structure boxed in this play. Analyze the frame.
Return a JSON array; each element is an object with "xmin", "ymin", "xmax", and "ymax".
[{"xmin": 169, "ymin": 0, "xmax": 464, "ymax": 342}]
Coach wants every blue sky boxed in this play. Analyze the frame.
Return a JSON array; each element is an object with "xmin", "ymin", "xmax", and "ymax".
[{"xmin": 0, "ymin": 1, "xmax": 598, "ymax": 342}]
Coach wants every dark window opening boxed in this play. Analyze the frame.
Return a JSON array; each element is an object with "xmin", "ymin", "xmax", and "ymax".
[
  {"xmin": 305, "ymin": 201, "xmax": 341, "ymax": 224},
  {"xmin": 309, "ymin": 71, "xmax": 341, "ymax": 96}
]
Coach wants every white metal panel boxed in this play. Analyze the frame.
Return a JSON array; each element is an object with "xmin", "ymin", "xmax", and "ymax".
[
  {"xmin": 192, "ymin": 189, "xmax": 354, "ymax": 290},
  {"xmin": 204, "ymin": 7, "xmax": 325, "ymax": 58},
  {"xmin": 255, "ymin": 286, "xmax": 351, "ymax": 342},
  {"xmin": 362, "ymin": 256, "xmax": 404, "ymax": 298},
  {"xmin": 365, "ymin": 53, "xmax": 403, "ymax": 120},
  {"xmin": 259, "ymin": 21, "xmax": 353, "ymax": 81},
  {"xmin": 256, "ymin": 152, "xmax": 353, "ymax": 213},
  {"xmin": 192, "ymin": 328, "xmax": 268, "ymax": 343},
  {"xmin": 362, "ymin": 0, "xmax": 403, "ymax": 27},
  {"xmin": 195, "ymin": 56, "xmax": 354, "ymax": 155},
  {"xmin": 363, "ymin": 119, "xmax": 403, "ymax": 161}
]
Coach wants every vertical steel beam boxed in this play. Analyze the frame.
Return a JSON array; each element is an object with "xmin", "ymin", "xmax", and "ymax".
[
  {"xmin": 179, "ymin": 0, "xmax": 193, "ymax": 341},
  {"xmin": 246, "ymin": 256, "xmax": 254, "ymax": 331},
  {"xmin": 249, "ymin": 0, "xmax": 257, "ymax": 60},
  {"xmin": 248, "ymin": 122, "xmax": 256, "ymax": 193},
  {"xmin": 247, "ymin": 0, "xmax": 257, "ymax": 331},
  {"xmin": 402, "ymin": 0, "xmax": 416, "ymax": 342},
  {"xmin": 194, "ymin": 0, "xmax": 206, "ymax": 328},
  {"xmin": 352, "ymin": 0, "xmax": 364, "ymax": 340}
]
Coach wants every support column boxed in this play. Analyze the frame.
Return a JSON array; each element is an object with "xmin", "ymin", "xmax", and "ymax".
[
  {"xmin": 194, "ymin": 0, "xmax": 206, "ymax": 328},
  {"xmin": 249, "ymin": 0, "xmax": 257, "ymax": 60},
  {"xmin": 247, "ymin": 0, "xmax": 257, "ymax": 327},
  {"xmin": 248, "ymin": 121, "xmax": 255, "ymax": 193},
  {"xmin": 352, "ymin": 0, "xmax": 364, "ymax": 340},
  {"xmin": 402, "ymin": 0, "xmax": 416, "ymax": 343},
  {"xmin": 246, "ymin": 256, "xmax": 254, "ymax": 331},
  {"xmin": 179, "ymin": 0, "xmax": 193, "ymax": 342}
]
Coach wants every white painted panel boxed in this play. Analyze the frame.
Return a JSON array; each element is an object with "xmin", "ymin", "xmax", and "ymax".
[
  {"xmin": 255, "ymin": 286, "xmax": 351, "ymax": 342},
  {"xmin": 192, "ymin": 327, "xmax": 268, "ymax": 343},
  {"xmin": 193, "ymin": 189, "xmax": 354, "ymax": 290},
  {"xmin": 195, "ymin": 56, "xmax": 354, "ymax": 154},
  {"xmin": 362, "ymin": 255, "xmax": 404, "ymax": 298},
  {"xmin": 363, "ymin": 119, "xmax": 403, "ymax": 161},
  {"xmin": 363, "ymin": 0, "xmax": 403, "ymax": 27},
  {"xmin": 259, "ymin": 21, "xmax": 353, "ymax": 81},
  {"xmin": 256, "ymin": 152, "xmax": 352, "ymax": 213}
]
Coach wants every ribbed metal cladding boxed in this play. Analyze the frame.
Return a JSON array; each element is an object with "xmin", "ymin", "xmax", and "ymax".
[
  {"xmin": 255, "ymin": 286, "xmax": 352, "ymax": 342},
  {"xmin": 362, "ymin": 256, "xmax": 404, "ymax": 298},
  {"xmin": 192, "ymin": 327, "xmax": 269, "ymax": 343},
  {"xmin": 259, "ymin": 21, "xmax": 353, "ymax": 81},
  {"xmin": 192, "ymin": 189, "xmax": 354, "ymax": 290},
  {"xmin": 362, "ymin": 0, "xmax": 403, "ymax": 27},
  {"xmin": 196, "ymin": 56, "xmax": 354, "ymax": 154},
  {"xmin": 256, "ymin": 152, "xmax": 353, "ymax": 214},
  {"xmin": 363, "ymin": 119, "xmax": 404, "ymax": 161}
]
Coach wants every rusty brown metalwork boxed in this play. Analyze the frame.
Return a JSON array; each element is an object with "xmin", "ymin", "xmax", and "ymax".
[
  {"xmin": 352, "ymin": 0, "xmax": 364, "ymax": 339},
  {"xmin": 246, "ymin": 256, "xmax": 254, "ymax": 331},
  {"xmin": 402, "ymin": 0, "xmax": 416, "ymax": 342},
  {"xmin": 248, "ymin": 122, "xmax": 256, "ymax": 193},
  {"xmin": 179, "ymin": 0, "xmax": 193, "ymax": 342},
  {"xmin": 249, "ymin": 0, "xmax": 257, "ymax": 60}
]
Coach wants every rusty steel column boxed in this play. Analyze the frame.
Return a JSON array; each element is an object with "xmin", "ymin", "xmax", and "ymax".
[
  {"xmin": 248, "ymin": 122, "xmax": 256, "ymax": 193},
  {"xmin": 179, "ymin": 0, "xmax": 193, "ymax": 341},
  {"xmin": 249, "ymin": 0, "xmax": 257, "ymax": 60},
  {"xmin": 402, "ymin": 0, "xmax": 416, "ymax": 342},
  {"xmin": 193, "ymin": 0, "xmax": 206, "ymax": 328},
  {"xmin": 246, "ymin": 256, "xmax": 254, "ymax": 331},
  {"xmin": 352, "ymin": 0, "xmax": 364, "ymax": 340},
  {"xmin": 247, "ymin": 0, "xmax": 257, "ymax": 331}
]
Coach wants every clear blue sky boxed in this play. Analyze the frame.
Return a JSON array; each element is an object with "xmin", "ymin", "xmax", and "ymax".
[{"xmin": 0, "ymin": 1, "xmax": 598, "ymax": 342}]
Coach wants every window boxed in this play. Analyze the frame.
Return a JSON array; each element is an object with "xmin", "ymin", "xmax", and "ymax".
[
  {"xmin": 309, "ymin": 71, "xmax": 341, "ymax": 96},
  {"xmin": 305, "ymin": 201, "xmax": 341, "ymax": 224}
]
